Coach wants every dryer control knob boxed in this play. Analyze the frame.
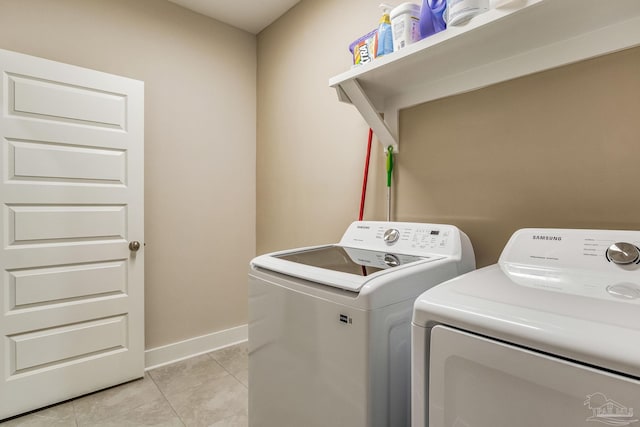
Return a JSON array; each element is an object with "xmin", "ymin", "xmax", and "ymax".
[
  {"xmin": 607, "ymin": 242, "xmax": 640, "ymax": 265},
  {"xmin": 383, "ymin": 228, "xmax": 400, "ymax": 244}
]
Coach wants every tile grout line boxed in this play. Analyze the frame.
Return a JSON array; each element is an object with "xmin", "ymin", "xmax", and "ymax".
[
  {"xmin": 231, "ymin": 372, "xmax": 248, "ymax": 390},
  {"xmin": 75, "ymin": 376, "xmax": 171, "ymax": 426},
  {"xmin": 205, "ymin": 350, "xmax": 250, "ymax": 422},
  {"xmin": 147, "ymin": 369, "xmax": 187, "ymax": 426},
  {"xmin": 72, "ymin": 400, "xmax": 79, "ymax": 427},
  {"xmin": 206, "ymin": 351, "xmax": 247, "ymax": 388},
  {"xmin": 207, "ymin": 347, "xmax": 249, "ymax": 389}
]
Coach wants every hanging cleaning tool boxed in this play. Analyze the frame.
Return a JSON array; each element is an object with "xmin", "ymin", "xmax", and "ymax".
[
  {"xmin": 386, "ymin": 145, "xmax": 394, "ymax": 221},
  {"xmin": 359, "ymin": 129, "xmax": 374, "ymax": 221}
]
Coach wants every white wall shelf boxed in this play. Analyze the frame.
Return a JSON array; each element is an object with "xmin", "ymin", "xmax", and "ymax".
[{"xmin": 329, "ymin": 0, "xmax": 640, "ymax": 152}]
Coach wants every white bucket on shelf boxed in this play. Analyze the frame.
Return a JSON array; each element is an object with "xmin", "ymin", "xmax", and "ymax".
[
  {"xmin": 390, "ymin": 3, "xmax": 422, "ymax": 51},
  {"xmin": 446, "ymin": 0, "xmax": 489, "ymax": 25}
]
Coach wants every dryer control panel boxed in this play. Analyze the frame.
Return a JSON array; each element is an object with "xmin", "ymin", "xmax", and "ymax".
[
  {"xmin": 499, "ymin": 228, "xmax": 640, "ymax": 302},
  {"xmin": 500, "ymin": 228, "xmax": 640, "ymax": 271},
  {"xmin": 339, "ymin": 221, "xmax": 463, "ymax": 257}
]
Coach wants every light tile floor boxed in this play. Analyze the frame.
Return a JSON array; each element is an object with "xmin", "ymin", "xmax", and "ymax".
[{"xmin": 0, "ymin": 342, "xmax": 248, "ymax": 427}]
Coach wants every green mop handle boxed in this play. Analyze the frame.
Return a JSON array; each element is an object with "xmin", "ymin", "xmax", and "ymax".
[
  {"xmin": 386, "ymin": 146, "xmax": 393, "ymax": 187},
  {"xmin": 386, "ymin": 146, "xmax": 393, "ymax": 221}
]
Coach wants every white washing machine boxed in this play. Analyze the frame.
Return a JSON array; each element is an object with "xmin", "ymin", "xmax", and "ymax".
[
  {"xmin": 411, "ymin": 228, "xmax": 640, "ymax": 427},
  {"xmin": 249, "ymin": 221, "xmax": 475, "ymax": 427}
]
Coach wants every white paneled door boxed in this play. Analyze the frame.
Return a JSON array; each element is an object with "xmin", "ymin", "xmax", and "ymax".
[{"xmin": 0, "ymin": 49, "xmax": 144, "ymax": 420}]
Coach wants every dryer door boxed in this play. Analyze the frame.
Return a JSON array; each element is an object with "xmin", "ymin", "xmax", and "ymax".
[{"xmin": 428, "ymin": 325, "xmax": 640, "ymax": 427}]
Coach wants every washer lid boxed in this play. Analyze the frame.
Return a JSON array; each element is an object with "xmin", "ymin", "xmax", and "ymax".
[
  {"xmin": 413, "ymin": 228, "xmax": 640, "ymax": 378},
  {"xmin": 274, "ymin": 245, "xmax": 425, "ymax": 275},
  {"xmin": 250, "ymin": 220, "xmax": 472, "ymax": 293},
  {"xmin": 252, "ymin": 244, "xmax": 441, "ymax": 292}
]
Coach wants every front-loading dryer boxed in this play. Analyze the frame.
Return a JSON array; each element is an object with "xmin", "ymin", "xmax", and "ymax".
[
  {"xmin": 411, "ymin": 228, "xmax": 640, "ymax": 427},
  {"xmin": 249, "ymin": 221, "xmax": 475, "ymax": 427}
]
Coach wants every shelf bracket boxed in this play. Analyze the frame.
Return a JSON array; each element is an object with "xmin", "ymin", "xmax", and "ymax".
[{"xmin": 338, "ymin": 78, "xmax": 399, "ymax": 152}]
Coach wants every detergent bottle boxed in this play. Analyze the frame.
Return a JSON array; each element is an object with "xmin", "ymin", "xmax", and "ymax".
[
  {"xmin": 377, "ymin": 3, "xmax": 394, "ymax": 57},
  {"xmin": 421, "ymin": 0, "xmax": 447, "ymax": 36}
]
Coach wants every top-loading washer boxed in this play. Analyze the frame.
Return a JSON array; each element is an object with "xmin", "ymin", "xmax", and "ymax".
[
  {"xmin": 411, "ymin": 228, "xmax": 640, "ymax": 427},
  {"xmin": 249, "ymin": 221, "xmax": 475, "ymax": 427}
]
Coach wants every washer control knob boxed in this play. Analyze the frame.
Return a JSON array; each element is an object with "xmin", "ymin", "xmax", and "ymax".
[
  {"xmin": 383, "ymin": 228, "xmax": 400, "ymax": 244},
  {"xmin": 607, "ymin": 242, "xmax": 640, "ymax": 265},
  {"xmin": 384, "ymin": 253, "xmax": 400, "ymax": 267}
]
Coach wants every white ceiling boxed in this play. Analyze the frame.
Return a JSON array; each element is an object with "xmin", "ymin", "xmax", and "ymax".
[{"xmin": 167, "ymin": 0, "xmax": 301, "ymax": 34}]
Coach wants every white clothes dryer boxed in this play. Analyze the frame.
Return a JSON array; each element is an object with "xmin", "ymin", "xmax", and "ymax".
[
  {"xmin": 411, "ymin": 228, "xmax": 640, "ymax": 427},
  {"xmin": 249, "ymin": 221, "xmax": 475, "ymax": 427}
]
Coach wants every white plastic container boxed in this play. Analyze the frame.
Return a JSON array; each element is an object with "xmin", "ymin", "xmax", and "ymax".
[
  {"xmin": 447, "ymin": 0, "xmax": 490, "ymax": 25},
  {"xmin": 390, "ymin": 3, "xmax": 422, "ymax": 51}
]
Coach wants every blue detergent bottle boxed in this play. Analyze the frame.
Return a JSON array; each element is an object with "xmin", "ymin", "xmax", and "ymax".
[{"xmin": 377, "ymin": 4, "xmax": 394, "ymax": 56}]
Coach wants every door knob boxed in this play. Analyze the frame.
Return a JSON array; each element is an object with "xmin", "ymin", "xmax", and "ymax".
[{"xmin": 129, "ymin": 241, "xmax": 141, "ymax": 252}]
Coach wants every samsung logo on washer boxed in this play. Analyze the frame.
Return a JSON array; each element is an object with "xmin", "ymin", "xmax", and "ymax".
[{"xmin": 532, "ymin": 235, "xmax": 562, "ymax": 241}]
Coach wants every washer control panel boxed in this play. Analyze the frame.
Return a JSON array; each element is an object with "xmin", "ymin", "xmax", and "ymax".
[{"xmin": 339, "ymin": 221, "xmax": 461, "ymax": 256}]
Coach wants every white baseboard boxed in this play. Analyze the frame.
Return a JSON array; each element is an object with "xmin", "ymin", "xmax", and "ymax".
[{"xmin": 144, "ymin": 324, "xmax": 248, "ymax": 370}]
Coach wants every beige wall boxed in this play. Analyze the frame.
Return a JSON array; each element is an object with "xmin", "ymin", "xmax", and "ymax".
[
  {"xmin": 257, "ymin": 0, "xmax": 386, "ymax": 255},
  {"xmin": 0, "ymin": 0, "xmax": 256, "ymax": 349},
  {"xmin": 258, "ymin": 1, "xmax": 640, "ymax": 267}
]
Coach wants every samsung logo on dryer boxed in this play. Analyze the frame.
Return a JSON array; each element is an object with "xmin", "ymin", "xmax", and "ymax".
[{"xmin": 532, "ymin": 235, "xmax": 562, "ymax": 241}]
